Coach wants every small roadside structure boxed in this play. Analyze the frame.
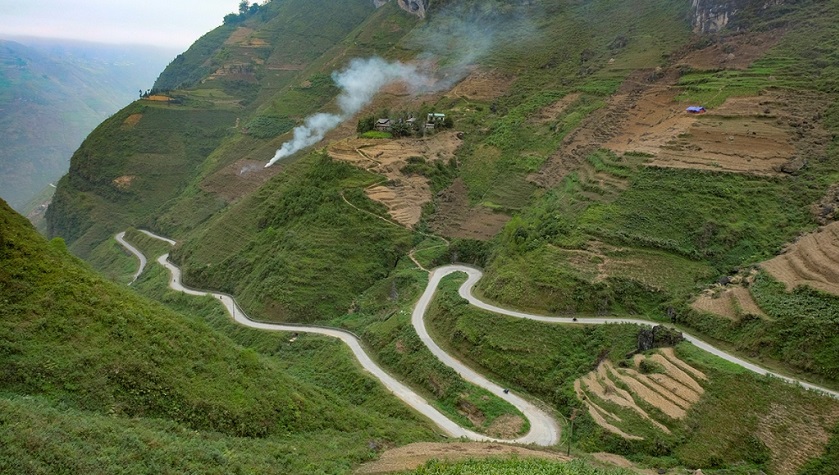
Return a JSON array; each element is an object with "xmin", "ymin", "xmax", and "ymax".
[
  {"xmin": 426, "ymin": 112, "xmax": 446, "ymax": 130},
  {"xmin": 375, "ymin": 118, "xmax": 392, "ymax": 131},
  {"xmin": 686, "ymin": 106, "xmax": 706, "ymax": 114}
]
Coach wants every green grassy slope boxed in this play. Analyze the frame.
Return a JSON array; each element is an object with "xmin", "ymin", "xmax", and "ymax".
[
  {"xmin": 41, "ymin": 0, "xmax": 839, "ymax": 471},
  {"xmin": 172, "ymin": 152, "xmax": 416, "ymax": 322},
  {"xmin": 0, "ymin": 199, "xmax": 433, "ymax": 472}
]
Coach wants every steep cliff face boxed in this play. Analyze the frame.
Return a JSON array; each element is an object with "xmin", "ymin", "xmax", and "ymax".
[
  {"xmin": 374, "ymin": 0, "xmax": 428, "ymax": 18},
  {"xmin": 691, "ymin": 0, "xmax": 784, "ymax": 33}
]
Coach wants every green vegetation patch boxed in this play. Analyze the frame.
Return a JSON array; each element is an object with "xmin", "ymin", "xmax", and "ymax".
[
  {"xmin": 580, "ymin": 167, "xmax": 815, "ymax": 269},
  {"xmin": 361, "ymin": 130, "xmax": 393, "ymax": 139},
  {"xmin": 174, "ymin": 152, "xmax": 414, "ymax": 323},
  {"xmin": 680, "ymin": 272, "xmax": 839, "ymax": 385}
]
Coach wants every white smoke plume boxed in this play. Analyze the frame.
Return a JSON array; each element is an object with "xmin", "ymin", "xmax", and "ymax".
[{"xmin": 265, "ymin": 57, "xmax": 425, "ymax": 167}]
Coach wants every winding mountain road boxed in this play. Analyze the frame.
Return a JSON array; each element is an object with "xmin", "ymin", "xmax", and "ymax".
[
  {"xmin": 118, "ymin": 231, "xmax": 559, "ymax": 446},
  {"xmin": 116, "ymin": 229, "xmax": 839, "ymax": 448}
]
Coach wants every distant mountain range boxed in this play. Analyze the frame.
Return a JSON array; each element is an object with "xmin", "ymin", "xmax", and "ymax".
[{"xmin": 0, "ymin": 37, "xmax": 177, "ymax": 211}]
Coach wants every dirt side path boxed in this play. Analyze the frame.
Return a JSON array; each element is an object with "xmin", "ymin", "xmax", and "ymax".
[{"xmin": 355, "ymin": 442, "xmax": 569, "ymax": 474}]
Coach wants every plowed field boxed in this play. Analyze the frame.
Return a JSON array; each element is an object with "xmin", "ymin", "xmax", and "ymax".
[
  {"xmin": 575, "ymin": 351, "xmax": 704, "ymax": 440},
  {"xmin": 328, "ymin": 132, "xmax": 462, "ymax": 228},
  {"xmin": 762, "ymin": 221, "xmax": 839, "ymax": 296}
]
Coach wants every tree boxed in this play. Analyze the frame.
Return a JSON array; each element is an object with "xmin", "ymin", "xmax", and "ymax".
[
  {"xmin": 239, "ymin": 0, "xmax": 249, "ymax": 15},
  {"xmin": 391, "ymin": 120, "xmax": 410, "ymax": 138},
  {"xmin": 356, "ymin": 116, "xmax": 375, "ymax": 134},
  {"xmin": 223, "ymin": 12, "xmax": 241, "ymax": 25}
]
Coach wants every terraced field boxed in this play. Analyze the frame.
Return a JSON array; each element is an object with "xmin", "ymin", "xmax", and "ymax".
[
  {"xmin": 328, "ymin": 132, "xmax": 462, "ymax": 227},
  {"xmin": 692, "ymin": 284, "xmax": 766, "ymax": 320},
  {"xmin": 762, "ymin": 221, "xmax": 839, "ymax": 296},
  {"xmin": 575, "ymin": 349, "xmax": 706, "ymax": 440}
]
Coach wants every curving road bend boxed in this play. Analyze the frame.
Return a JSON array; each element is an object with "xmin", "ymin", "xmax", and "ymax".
[
  {"xmin": 447, "ymin": 265, "xmax": 839, "ymax": 400},
  {"xmin": 115, "ymin": 232, "xmax": 146, "ymax": 285},
  {"xmin": 117, "ymin": 231, "xmax": 559, "ymax": 446}
]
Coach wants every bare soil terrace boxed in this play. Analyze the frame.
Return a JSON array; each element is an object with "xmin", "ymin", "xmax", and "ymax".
[
  {"xmin": 328, "ymin": 131, "xmax": 462, "ymax": 228},
  {"xmin": 762, "ymin": 221, "xmax": 839, "ymax": 296},
  {"xmin": 575, "ymin": 350, "xmax": 705, "ymax": 440}
]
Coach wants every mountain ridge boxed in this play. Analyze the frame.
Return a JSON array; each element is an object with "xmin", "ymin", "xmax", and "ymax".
[{"xmin": 38, "ymin": 0, "xmax": 839, "ymax": 472}]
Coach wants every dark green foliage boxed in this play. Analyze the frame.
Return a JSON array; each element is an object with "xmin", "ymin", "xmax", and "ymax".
[
  {"xmin": 244, "ymin": 115, "xmax": 296, "ymax": 139},
  {"xmin": 427, "ymin": 238, "xmax": 492, "ymax": 268},
  {"xmin": 357, "ymin": 115, "xmax": 375, "ymax": 133},
  {"xmin": 800, "ymin": 425, "xmax": 839, "ymax": 475},
  {"xmin": 173, "ymin": 153, "xmax": 414, "ymax": 323},
  {"xmin": 680, "ymin": 273, "xmax": 839, "ymax": 383}
]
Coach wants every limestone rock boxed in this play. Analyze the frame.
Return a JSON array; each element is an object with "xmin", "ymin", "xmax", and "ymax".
[
  {"xmin": 373, "ymin": 0, "xmax": 429, "ymax": 18},
  {"xmin": 691, "ymin": 0, "xmax": 785, "ymax": 33}
]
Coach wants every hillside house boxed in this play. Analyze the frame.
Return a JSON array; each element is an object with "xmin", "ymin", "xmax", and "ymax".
[
  {"xmin": 426, "ymin": 113, "xmax": 445, "ymax": 130},
  {"xmin": 375, "ymin": 118, "xmax": 392, "ymax": 131}
]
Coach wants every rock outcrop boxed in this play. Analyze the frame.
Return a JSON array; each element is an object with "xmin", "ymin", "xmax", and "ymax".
[
  {"xmin": 635, "ymin": 325, "xmax": 684, "ymax": 354},
  {"xmin": 374, "ymin": 0, "xmax": 429, "ymax": 18},
  {"xmin": 691, "ymin": 0, "xmax": 784, "ymax": 33}
]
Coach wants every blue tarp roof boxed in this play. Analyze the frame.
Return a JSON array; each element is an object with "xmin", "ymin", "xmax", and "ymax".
[{"xmin": 686, "ymin": 106, "xmax": 706, "ymax": 112}]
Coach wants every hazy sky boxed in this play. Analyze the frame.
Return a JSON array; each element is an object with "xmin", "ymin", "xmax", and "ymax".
[{"xmin": 0, "ymin": 0, "xmax": 242, "ymax": 48}]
